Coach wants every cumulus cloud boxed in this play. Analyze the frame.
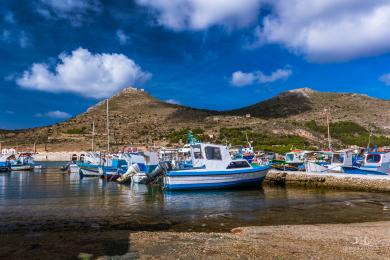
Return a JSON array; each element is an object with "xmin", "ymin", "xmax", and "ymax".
[
  {"xmin": 258, "ymin": 1, "xmax": 390, "ymax": 62},
  {"xmin": 16, "ymin": 47, "xmax": 151, "ymax": 99},
  {"xmin": 136, "ymin": 0, "xmax": 263, "ymax": 30},
  {"xmin": 116, "ymin": 29, "xmax": 130, "ymax": 45},
  {"xmin": 379, "ymin": 73, "xmax": 390, "ymax": 86},
  {"xmin": 35, "ymin": 110, "xmax": 72, "ymax": 119},
  {"xmin": 36, "ymin": 0, "xmax": 102, "ymax": 25},
  {"xmin": 230, "ymin": 68, "xmax": 292, "ymax": 87}
]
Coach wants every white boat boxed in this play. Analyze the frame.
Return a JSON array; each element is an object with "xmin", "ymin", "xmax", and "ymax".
[
  {"xmin": 77, "ymin": 152, "xmax": 106, "ymax": 177},
  {"xmin": 305, "ymin": 150, "xmax": 354, "ymax": 173},
  {"xmin": 10, "ymin": 153, "xmax": 36, "ymax": 171},
  {"xmin": 342, "ymin": 152, "xmax": 390, "ymax": 175},
  {"xmin": 162, "ymin": 143, "xmax": 269, "ymax": 190}
]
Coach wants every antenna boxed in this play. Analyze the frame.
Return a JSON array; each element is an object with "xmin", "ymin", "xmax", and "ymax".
[{"xmin": 106, "ymin": 99, "xmax": 110, "ymax": 153}]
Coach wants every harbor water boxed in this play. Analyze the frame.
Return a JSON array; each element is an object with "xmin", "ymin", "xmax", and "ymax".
[{"xmin": 1, "ymin": 162, "xmax": 389, "ymax": 233}]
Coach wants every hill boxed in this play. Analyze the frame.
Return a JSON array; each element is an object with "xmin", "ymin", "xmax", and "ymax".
[{"xmin": 1, "ymin": 87, "xmax": 389, "ymax": 152}]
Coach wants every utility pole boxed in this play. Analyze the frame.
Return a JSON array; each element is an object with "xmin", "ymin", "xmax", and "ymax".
[{"xmin": 106, "ymin": 99, "xmax": 110, "ymax": 153}]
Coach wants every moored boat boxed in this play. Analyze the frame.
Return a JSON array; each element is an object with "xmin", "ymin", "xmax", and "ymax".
[
  {"xmin": 342, "ymin": 152, "xmax": 390, "ymax": 175},
  {"xmin": 162, "ymin": 142, "xmax": 269, "ymax": 190}
]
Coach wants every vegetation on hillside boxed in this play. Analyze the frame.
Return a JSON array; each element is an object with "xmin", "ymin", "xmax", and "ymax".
[{"xmin": 304, "ymin": 120, "xmax": 390, "ymax": 147}]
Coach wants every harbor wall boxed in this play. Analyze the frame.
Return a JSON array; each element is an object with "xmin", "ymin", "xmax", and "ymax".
[
  {"xmin": 33, "ymin": 152, "xmax": 87, "ymax": 162},
  {"xmin": 266, "ymin": 170, "xmax": 390, "ymax": 193}
]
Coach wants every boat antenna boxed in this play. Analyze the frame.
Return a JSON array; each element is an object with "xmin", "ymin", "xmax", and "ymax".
[
  {"xmin": 324, "ymin": 108, "xmax": 332, "ymax": 150},
  {"xmin": 106, "ymin": 99, "xmax": 110, "ymax": 153}
]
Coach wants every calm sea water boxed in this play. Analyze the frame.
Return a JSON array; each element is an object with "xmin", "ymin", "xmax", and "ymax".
[{"xmin": 0, "ymin": 162, "xmax": 389, "ymax": 232}]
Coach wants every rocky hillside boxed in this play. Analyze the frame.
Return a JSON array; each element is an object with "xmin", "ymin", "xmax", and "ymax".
[{"xmin": 1, "ymin": 87, "xmax": 389, "ymax": 152}]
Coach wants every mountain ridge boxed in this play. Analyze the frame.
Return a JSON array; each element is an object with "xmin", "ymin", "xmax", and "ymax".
[{"xmin": 1, "ymin": 87, "xmax": 389, "ymax": 151}]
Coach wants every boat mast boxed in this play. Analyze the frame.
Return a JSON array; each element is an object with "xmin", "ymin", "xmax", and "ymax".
[
  {"xmin": 325, "ymin": 108, "xmax": 332, "ymax": 150},
  {"xmin": 91, "ymin": 120, "xmax": 95, "ymax": 152},
  {"xmin": 106, "ymin": 99, "xmax": 110, "ymax": 153},
  {"xmin": 367, "ymin": 128, "xmax": 373, "ymax": 148}
]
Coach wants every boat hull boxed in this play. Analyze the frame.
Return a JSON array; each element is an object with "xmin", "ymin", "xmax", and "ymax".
[
  {"xmin": 79, "ymin": 167, "xmax": 102, "ymax": 177},
  {"xmin": 341, "ymin": 166, "xmax": 389, "ymax": 175},
  {"xmin": 10, "ymin": 165, "xmax": 34, "ymax": 171},
  {"xmin": 163, "ymin": 166, "xmax": 269, "ymax": 190}
]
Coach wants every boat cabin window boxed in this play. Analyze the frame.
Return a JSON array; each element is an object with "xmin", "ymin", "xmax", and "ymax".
[
  {"xmin": 205, "ymin": 146, "xmax": 222, "ymax": 160},
  {"xmin": 366, "ymin": 154, "xmax": 381, "ymax": 163},
  {"xmin": 192, "ymin": 145, "xmax": 203, "ymax": 159},
  {"xmin": 332, "ymin": 153, "xmax": 344, "ymax": 164},
  {"xmin": 227, "ymin": 160, "xmax": 250, "ymax": 169}
]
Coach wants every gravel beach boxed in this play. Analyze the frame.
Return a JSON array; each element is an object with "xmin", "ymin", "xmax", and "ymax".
[{"xmin": 1, "ymin": 221, "xmax": 389, "ymax": 259}]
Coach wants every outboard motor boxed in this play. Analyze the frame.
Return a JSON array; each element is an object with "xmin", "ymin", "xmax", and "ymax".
[
  {"xmin": 141, "ymin": 161, "xmax": 172, "ymax": 184},
  {"xmin": 117, "ymin": 164, "xmax": 140, "ymax": 184}
]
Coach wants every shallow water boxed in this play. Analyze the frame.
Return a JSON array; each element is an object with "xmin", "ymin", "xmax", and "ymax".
[{"xmin": 0, "ymin": 162, "xmax": 389, "ymax": 232}]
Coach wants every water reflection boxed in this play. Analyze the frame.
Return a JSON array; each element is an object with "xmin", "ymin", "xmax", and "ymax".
[{"xmin": 0, "ymin": 162, "xmax": 389, "ymax": 232}]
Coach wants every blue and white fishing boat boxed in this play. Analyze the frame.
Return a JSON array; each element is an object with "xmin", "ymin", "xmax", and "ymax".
[
  {"xmin": 77, "ymin": 152, "xmax": 106, "ymax": 177},
  {"xmin": 9, "ymin": 153, "xmax": 37, "ymax": 171},
  {"xmin": 305, "ymin": 150, "xmax": 354, "ymax": 173},
  {"xmin": 342, "ymin": 152, "xmax": 390, "ymax": 175},
  {"xmin": 100, "ymin": 151, "xmax": 159, "ymax": 183},
  {"xmin": 162, "ymin": 142, "xmax": 269, "ymax": 190}
]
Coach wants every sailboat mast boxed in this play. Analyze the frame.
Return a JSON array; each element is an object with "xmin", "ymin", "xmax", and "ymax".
[
  {"xmin": 325, "ymin": 108, "xmax": 332, "ymax": 150},
  {"xmin": 106, "ymin": 99, "xmax": 110, "ymax": 153},
  {"xmin": 91, "ymin": 120, "xmax": 95, "ymax": 152}
]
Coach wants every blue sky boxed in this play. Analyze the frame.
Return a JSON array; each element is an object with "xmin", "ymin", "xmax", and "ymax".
[{"xmin": 1, "ymin": 0, "xmax": 390, "ymax": 129}]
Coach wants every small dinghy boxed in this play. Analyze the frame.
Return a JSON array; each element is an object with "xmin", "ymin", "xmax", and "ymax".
[{"xmin": 161, "ymin": 142, "xmax": 269, "ymax": 190}]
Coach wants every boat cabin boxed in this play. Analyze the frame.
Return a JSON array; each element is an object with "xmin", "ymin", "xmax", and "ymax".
[
  {"xmin": 362, "ymin": 152, "xmax": 390, "ymax": 172},
  {"xmin": 187, "ymin": 143, "xmax": 251, "ymax": 170}
]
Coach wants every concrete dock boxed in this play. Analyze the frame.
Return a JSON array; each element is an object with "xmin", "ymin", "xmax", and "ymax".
[{"xmin": 266, "ymin": 169, "xmax": 390, "ymax": 193}]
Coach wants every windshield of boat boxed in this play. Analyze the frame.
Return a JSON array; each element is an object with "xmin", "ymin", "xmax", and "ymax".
[
  {"xmin": 192, "ymin": 145, "xmax": 203, "ymax": 159},
  {"xmin": 205, "ymin": 146, "xmax": 222, "ymax": 160},
  {"xmin": 366, "ymin": 154, "xmax": 381, "ymax": 163},
  {"xmin": 227, "ymin": 160, "xmax": 250, "ymax": 169},
  {"xmin": 285, "ymin": 153, "xmax": 294, "ymax": 162}
]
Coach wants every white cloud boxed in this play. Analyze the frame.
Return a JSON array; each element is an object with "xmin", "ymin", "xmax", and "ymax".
[
  {"xmin": 35, "ymin": 110, "xmax": 72, "ymax": 119},
  {"xmin": 16, "ymin": 47, "xmax": 151, "ymax": 99},
  {"xmin": 136, "ymin": 0, "xmax": 263, "ymax": 30},
  {"xmin": 379, "ymin": 73, "xmax": 390, "ymax": 86},
  {"xmin": 36, "ymin": 0, "xmax": 102, "ymax": 25},
  {"xmin": 258, "ymin": 0, "xmax": 390, "ymax": 62},
  {"xmin": 230, "ymin": 68, "xmax": 292, "ymax": 87},
  {"xmin": 116, "ymin": 29, "xmax": 130, "ymax": 45},
  {"xmin": 230, "ymin": 71, "xmax": 256, "ymax": 87},
  {"xmin": 165, "ymin": 99, "xmax": 181, "ymax": 105}
]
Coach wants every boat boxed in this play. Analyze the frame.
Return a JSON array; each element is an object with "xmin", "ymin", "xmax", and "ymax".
[
  {"xmin": 100, "ymin": 151, "xmax": 159, "ymax": 183},
  {"xmin": 9, "ymin": 153, "xmax": 36, "ymax": 171},
  {"xmin": 282, "ymin": 150, "xmax": 309, "ymax": 171},
  {"xmin": 162, "ymin": 142, "xmax": 270, "ymax": 190},
  {"xmin": 0, "ymin": 153, "xmax": 13, "ymax": 172},
  {"xmin": 77, "ymin": 152, "xmax": 106, "ymax": 177},
  {"xmin": 341, "ymin": 151, "xmax": 390, "ymax": 175},
  {"xmin": 305, "ymin": 150, "xmax": 354, "ymax": 173}
]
